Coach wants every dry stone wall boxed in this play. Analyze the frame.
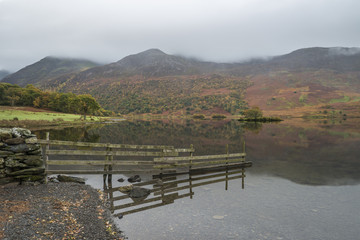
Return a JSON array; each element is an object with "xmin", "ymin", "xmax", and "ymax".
[{"xmin": 0, "ymin": 128, "xmax": 45, "ymax": 185}]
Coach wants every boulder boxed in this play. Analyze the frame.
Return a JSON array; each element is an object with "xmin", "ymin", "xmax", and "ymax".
[
  {"xmin": 11, "ymin": 128, "xmax": 32, "ymax": 138},
  {"xmin": 118, "ymin": 184, "xmax": 133, "ymax": 193},
  {"xmin": 128, "ymin": 187, "xmax": 151, "ymax": 198},
  {"xmin": 57, "ymin": 175, "xmax": 86, "ymax": 184},
  {"xmin": 128, "ymin": 175, "xmax": 141, "ymax": 183}
]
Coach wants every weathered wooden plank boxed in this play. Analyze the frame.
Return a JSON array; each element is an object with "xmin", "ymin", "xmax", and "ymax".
[
  {"xmin": 154, "ymin": 153, "xmax": 246, "ymax": 162},
  {"xmin": 46, "ymin": 149, "xmax": 179, "ymax": 157},
  {"xmin": 37, "ymin": 139, "xmax": 175, "ymax": 150},
  {"xmin": 153, "ymin": 158, "xmax": 248, "ymax": 169},
  {"xmin": 47, "ymin": 160, "xmax": 154, "ymax": 166},
  {"xmin": 45, "ymin": 169, "xmax": 161, "ymax": 174},
  {"xmin": 164, "ymin": 148, "xmax": 195, "ymax": 153}
]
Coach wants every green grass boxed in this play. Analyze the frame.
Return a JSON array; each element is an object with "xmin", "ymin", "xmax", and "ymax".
[
  {"xmin": 329, "ymin": 95, "xmax": 350, "ymax": 104},
  {"xmin": 0, "ymin": 108, "xmax": 101, "ymax": 122}
]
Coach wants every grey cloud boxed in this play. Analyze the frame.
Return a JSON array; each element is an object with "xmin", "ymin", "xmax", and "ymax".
[{"xmin": 0, "ymin": 0, "xmax": 359, "ymax": 71}]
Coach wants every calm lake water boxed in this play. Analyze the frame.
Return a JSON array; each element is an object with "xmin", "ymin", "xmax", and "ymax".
[{"xmin": 34, "ymin": 118, "xmax": 360, "ymax": 240}]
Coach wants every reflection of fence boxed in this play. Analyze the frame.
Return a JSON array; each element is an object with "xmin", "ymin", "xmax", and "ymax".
[{"xmin": 103, "ymin": 166, "xmax": 251, "ymax": 218}]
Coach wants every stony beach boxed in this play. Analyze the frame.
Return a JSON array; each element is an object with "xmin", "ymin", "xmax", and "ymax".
[{"xmin": 0, "ymin": 182, "xmax": 124, "ymax": 240}]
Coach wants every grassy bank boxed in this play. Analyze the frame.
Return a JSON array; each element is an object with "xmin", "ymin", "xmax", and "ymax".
[{"xmin": 0, "ymin": 106, "xmax": 105, "ymax": 127}]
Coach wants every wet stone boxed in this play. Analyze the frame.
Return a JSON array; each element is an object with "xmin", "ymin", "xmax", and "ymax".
[
  {"xmin": 128, "ymin": 187, "xmax": 151, "ymax": 198},
  {"xmin": 57, "ymin": 175, "xmax": 86, "ymax": 184},
  {"xmin": 128, "ymin": 175, "xmax": 141, "ymax": 183}
]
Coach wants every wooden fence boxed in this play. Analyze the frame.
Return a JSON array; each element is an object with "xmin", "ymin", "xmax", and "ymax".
[
  {"xmin": 38, "ymin": 132, "xmax": 194, "ymax": 174},
  {"xmin": 38, "ymin": 132, "xmax": 250, "ymax": 174}
]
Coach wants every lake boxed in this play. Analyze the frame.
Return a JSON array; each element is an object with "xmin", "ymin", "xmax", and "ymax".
[{"xmin": 34, "ymin": 118, "xmax": 360, "ymax": 240}]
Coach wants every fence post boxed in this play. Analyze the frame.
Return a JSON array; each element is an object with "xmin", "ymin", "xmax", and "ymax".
[
  {"xmin": 44, "ymin": 132, "xmax": 50, "ymax": 183},
  {"xmin": 189, "ymin": 144, "xmax": 194, "ymax": 199},
  {"xmin": 225, "ymin": 144, "xmax": 229, "ymax": 190}
]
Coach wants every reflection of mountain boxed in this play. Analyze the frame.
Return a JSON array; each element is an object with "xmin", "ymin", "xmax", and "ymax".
[
  {"xmin": 103, "ymin": 167, "xmax": 248, "ymax": 218},
  {"xmin": 245, "ymin": 120, "xmax": 360, "ymax": 185}
]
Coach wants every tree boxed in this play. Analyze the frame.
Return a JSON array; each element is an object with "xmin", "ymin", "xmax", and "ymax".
[
  {"xmin": 78, "ymin": 94, "xmax": 100, "ymax": 120},
  {"xmin": 243, "ymin": 106, "xmax": 263, "ymax": 119}
]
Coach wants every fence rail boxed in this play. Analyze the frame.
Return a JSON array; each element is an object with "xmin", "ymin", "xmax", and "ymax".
[{"xmin": 38, "ymin": 132, "xmax": 250, "ymax": 174}]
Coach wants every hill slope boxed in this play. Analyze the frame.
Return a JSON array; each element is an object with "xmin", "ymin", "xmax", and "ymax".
[
  {"xmin": 1, "ymin": 57, "xmax": 99, "ymax": 87},
  {"xmin": 3, "ymin": 47, "xmax": 360, "ymax": 116}
]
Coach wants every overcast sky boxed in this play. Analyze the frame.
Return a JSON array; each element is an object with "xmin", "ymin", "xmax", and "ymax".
[{"xmin": 1, "ymin": 0, "xmax": 359, "ymax": 72}]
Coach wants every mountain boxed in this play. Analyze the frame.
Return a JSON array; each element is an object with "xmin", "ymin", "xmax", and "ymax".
[
  {"xmin": 0, "ymin": 70, "xmax": 11, "ymax": 80},
  {"xmin": 1, "ymin": 56, "xmax": 99, "ymax": 87},
  {"xmin": 3, "ymin": 47, "xmax": 360, "ymax": 116},
  {"xmin": 42, "ymin": 49, "xmax": 246, "ymax": 114}
]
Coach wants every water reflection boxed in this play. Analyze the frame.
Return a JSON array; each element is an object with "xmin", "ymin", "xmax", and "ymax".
[
  {"xmin": 35, "ymin": 119, "xmax": 360, "ymax": 186},
  {"xmin": 102, "ymin": 166, "xmax": 248, "ymax": 218}
]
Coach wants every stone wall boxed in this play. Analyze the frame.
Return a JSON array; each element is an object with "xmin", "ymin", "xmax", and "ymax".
[{"xmin": 0, "ymin": 128, "xmax": 45, "ymax": 185}]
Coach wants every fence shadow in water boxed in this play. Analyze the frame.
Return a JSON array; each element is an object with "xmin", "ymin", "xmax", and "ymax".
[{"xmin": 103, "ymin": 165, "xmax": 250, "ymax": 218}]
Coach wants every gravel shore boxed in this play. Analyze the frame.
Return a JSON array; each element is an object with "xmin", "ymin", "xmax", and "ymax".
[{"xmin": 0, "ymin": 182, "xmax": 125, "ymax": 240}]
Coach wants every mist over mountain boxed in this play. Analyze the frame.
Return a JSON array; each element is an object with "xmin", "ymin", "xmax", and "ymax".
[{"xmin": 0, "ymin": 70, "xmax": 10, "ymax": 81}]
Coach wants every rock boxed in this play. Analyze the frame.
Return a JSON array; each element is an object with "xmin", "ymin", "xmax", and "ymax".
[
  {"xmin": 25, "ymin": 137, "xmax": 38, "ymax": 144},
  {"xmin": 118, "ymin": 184, "xmax": 133, "ymax": 193},
  {"xmin": 7, "ymin": 167, "xmax": 45, "ymax": 176},
  {"xmin": 0, "ymin": 128, "xmax": 12, "ymax": 140},
  {"xmin": 0, "ymin": 158, "xmax": 4, "ymax": 165},
  {"xmin": 6, "ymin": 144, "xmax": 40, "ymax": 153},
  {"xmin": 128, "ymin": 175, "xmax": 141, "ymax": 183},
  {"xmin": 0, "ymin": 150, "xmax": 14, "ymax": 157},
  {"xmin": 5, "ymin": 158, "xmax": 28, "ymax": 168},
  {"xmin": 23, "ymin": 157, "xmax": 43, "ymax": 167},
  {"xmin": 117, "ymin": 178, "xmax": 125, "ymax": 182},
  {"xmin": 154, "ymin": 179, "xmax": 164, "ymax": 187},
  {"xmin": 4, "ymin": 138, "xmax": 25, "ymax": 145},
  {"xmin": 128, "ymin": 187, "xmax": 151, "ymax": 198},
  {"xmin": 27, "ymin": 149, "xmax": 42, "ymax": 155},
  {"xmin": 11, "ymin": 128, "xmax": 32, "ymax": 138},
  {"xmin": 57, "ymin": 175, "xmax": 86, "ymax": 184}
]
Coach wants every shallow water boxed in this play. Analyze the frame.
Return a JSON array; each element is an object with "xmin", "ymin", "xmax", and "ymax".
[{"xmin": 35, "ymin": 119, "xmax": 360, "ymax": 239}]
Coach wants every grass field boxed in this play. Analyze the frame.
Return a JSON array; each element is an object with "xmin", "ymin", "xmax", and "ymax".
[{"xmin": 0, "ymin": 106, "xmax": 103, "ymax": 127}]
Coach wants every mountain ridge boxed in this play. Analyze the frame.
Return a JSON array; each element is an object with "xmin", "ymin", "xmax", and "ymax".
[
  {"xmin": 1, "ymin": 56, "xmax": 99, "ymax": 87},
  {"xmin": 2, "ymin": 47, "xmax": 360, "ymax": 116}
]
